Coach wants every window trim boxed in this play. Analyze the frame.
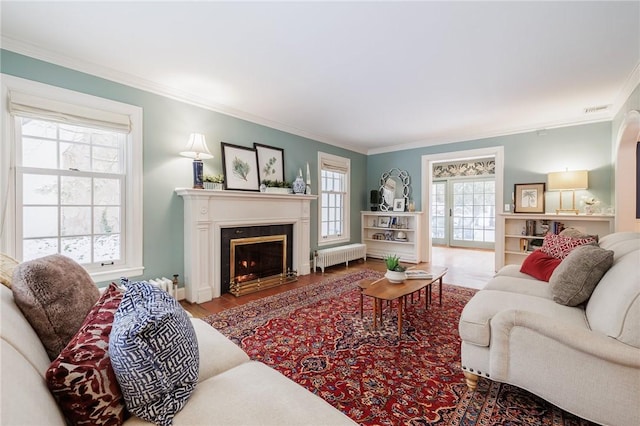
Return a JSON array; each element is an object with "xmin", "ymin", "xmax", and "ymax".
[
  {"xmin": 317, "ymin": 151, "xmax": 350, "ymax": 247},
  {"xmin": 1, "ymin": 74, "xmax": 144, "ymax": 282}
]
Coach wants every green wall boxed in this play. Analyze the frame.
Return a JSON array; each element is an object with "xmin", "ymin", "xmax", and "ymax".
[
  {"xmin": 1, "ymin": 50, "xmax": 367, "ymax": 285},
  {"xmin": 368, "ymin": 122, "xmax": 614, "ymax": 214}
]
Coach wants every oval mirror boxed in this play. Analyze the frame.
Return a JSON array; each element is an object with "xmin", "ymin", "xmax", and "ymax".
[{"xmin": 379, "ymin": 168, "xmax": 410, "ymax": 211}]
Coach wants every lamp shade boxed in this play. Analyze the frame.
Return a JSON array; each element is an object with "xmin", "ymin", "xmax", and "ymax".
[
  {"xmin": 547, "ymin": 170, "xmax": 588, "ymax": 191},
  {"xmin": 180, "ymin": 133, "xmax": 213, "ymax": 160}
]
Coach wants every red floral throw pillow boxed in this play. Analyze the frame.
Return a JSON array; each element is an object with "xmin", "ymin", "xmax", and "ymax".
[
  {"xmin": 46, "ymin": 283, "xmax": 127, "ymax": 425},
  {"xmin": 520, "ymin": 249, "xmax": 562, "ymax": 282},
  {"xmin": 539, "ymin": 233, "xmax": 597, "ymax": 260}
]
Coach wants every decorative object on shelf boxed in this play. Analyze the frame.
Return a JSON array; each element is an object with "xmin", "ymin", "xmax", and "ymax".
[
  {"xmin": 514, "ymin": 182, "xmax": 546, "ymax": 213},
  {"xmin": 395, "ymin": 231, "xmax": 407, "ymax": 241},
  {"xmin": 203, "ymin": 174, "xmax": 224, "ymax": 190},
  {"xmin": 547, "ymin": 170, "xmax": 588, "ymax": 214},
  {"xmin": 254, "ymin": 143, "xmax": 284, "ymax": 183},
  {"xmin": 370, "ymin": 190, "xmax": 380, "ymax": 211},
  {"xmin": 393, "ymin": 198, "xmax": 406, "ymax": 212},
  {"xmin": 180, "ymin": 133, "xmax": 213, "ymax": 189},
  {"xmin": 582, "ymin": 196, "xmax": 600, "ymax": 215},
  {"xmin": 377, "ymin": 216, "xmax": 391, "ymax": 228},
  {"xmin": 384, "ymin": 254, "xmax": 406, "ymax": 283},
  {"xmin": 407, "ymin": 199, "xmax": 416, "ymax": 212},
  {"xmin": 305, "ymin": 162, "xmax": 312, "ymax": 195},
  {"xmin": 221, "ymin": 142, "xmax": 260, "ymax": 191},
  {"xmin": 292, "ymin": 169, "xmax": 306, "ymax": 194},
  {"xmin": 379, "ymin": 168, "xmax": 411, "ymax": 212}
]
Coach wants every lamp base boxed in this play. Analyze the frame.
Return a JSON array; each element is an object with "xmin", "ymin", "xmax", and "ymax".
[
  {"xmin": 555, "ymin": 208, "xmax": 579, "ymax": 215},
  {"xmin": 192, "ymin": 159, "xmax": 204, "ymax": 189}
]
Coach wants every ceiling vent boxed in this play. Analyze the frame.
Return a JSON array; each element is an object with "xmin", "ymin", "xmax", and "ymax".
[{"xmin": 583, "ymin": 104, "xmax": 611, "ymax": 114}]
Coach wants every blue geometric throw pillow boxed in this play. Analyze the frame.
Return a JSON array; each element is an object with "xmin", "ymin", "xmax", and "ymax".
[{"xmin": 109, "ymin": 281, "xmax": 199, "ymax": 426}]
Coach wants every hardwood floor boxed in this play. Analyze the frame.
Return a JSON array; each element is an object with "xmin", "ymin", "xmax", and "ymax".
[{"xmin": 181, "ymin": 246, "xmax": 494, "ymax": 318}]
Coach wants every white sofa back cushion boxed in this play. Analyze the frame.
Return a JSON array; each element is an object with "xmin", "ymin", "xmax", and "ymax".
[{"xmin": 586, "ymin": 252, "xmax": 640, "ymax": 348}]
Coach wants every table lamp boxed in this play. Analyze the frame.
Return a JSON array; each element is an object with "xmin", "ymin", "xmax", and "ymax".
[
  {"xmin": 180, "ymin": 133, "xmax": 213, "ymax": 189},
  {"xmin": 547, "ymin": 170, "xmax": 588, "ymax": 214}
]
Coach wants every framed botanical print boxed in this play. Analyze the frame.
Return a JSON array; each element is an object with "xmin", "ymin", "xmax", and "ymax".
[
  {"xmin": 221, "ymin": 142, "xmax": 260, "ymax": 191},
  {"xmin": 514, "ymin": 183, "xmax": 545, "ymax": 213},
  {"xmin": 254, "ymin": 143, "xmax": 284, "ymax": 183}
]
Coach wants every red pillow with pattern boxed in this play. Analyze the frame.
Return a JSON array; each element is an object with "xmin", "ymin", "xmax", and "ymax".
[
  {"xmin": 520, "ymin": 249, "xmax": 562, "ymax": 281},
  {"xmin": 540, "ymin": 233, "xmax": 597, "ymax": 260},
  {"xmin": 46, "ymin": 283, "xmax": 127, "ymax": 425}
]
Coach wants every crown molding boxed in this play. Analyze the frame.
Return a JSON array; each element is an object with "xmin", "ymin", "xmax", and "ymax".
[
  {"xmin": 0, "ymin": 37, "xmax": 368, "ymax": 155},
  {"xmin": 613, "ymin": 61, "xmax": 640, "ymax": 117}
]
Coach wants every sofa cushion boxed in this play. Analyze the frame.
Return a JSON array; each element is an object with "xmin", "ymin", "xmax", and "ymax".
[
  {"xmin": 109, "ymin": 281, "xmax": 199, "ymax": 426},
  {"xmin": 459, "ymin": 290, "xmax": 588, "ymax": 347},
  {"xmin": 540, "ymin": 233, "xmax": 597, "ymax": 260},
  {"xmin": 549, "ymin": 245, "xmax": 614, "ymax": 306},
  {"xmin": 46, "ymin": 283, "xmax": 127, "ymax": 425},
  {"xmin": 12, "ymin": 254, "xmax": 100, "ymax": 360},
  {"xmin": 1, "ymin": 340, "xmax": 67, "ymax": 426},
  {"xmin": 494, "ymin": 264, "xmax": 538, "ymax": 280},
  {"xmin": 519, "ymin": 249, "xmax": 562, "ymax": 282},
  {"xmin": 586, "ymin": 252, "xmax": 640, "ymax": 348},
  {"xmin": 0, "ymin": 253, "xmax": 19, "ymax": 288},
  {"xmin": 483, "ymin": 276, "xmax": 553, "ymax": 299}
]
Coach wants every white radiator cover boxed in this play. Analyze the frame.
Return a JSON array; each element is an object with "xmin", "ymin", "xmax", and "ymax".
[
  {"xmin": 314, "ymin": 243, "xmax": 367, "ymax": 273},
  {"xmin": 176, "ymin": 189, "xmax": 316, "ymax": 303}
]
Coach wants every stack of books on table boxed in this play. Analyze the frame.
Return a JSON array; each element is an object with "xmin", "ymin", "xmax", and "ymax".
[{"xmin": 405, "ymin": 270, "xmax": 433, "ymax": 280}]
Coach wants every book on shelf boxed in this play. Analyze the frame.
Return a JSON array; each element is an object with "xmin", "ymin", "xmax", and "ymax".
[{"xmin": 405, "ymin": 270, "xmax": 432, "ymax": 279}]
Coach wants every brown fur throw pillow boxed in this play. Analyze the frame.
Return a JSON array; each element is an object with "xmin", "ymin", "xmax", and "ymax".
[{"xmin": 12, "ymin": 254, "xmax": 99, "ymax": 360}]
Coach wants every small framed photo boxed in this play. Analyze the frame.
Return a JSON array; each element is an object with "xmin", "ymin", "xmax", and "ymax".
[
  {"xmin": 378, "ymin": 216, "xmax": 391, "ymax": 228},
  {"xmin": 254, "ymin": 143, "xmax": 284, "ymax": 183},
  {"xmin": 514, "ymin": 183, "xmax": 545, "ymax": 213},
  {"xmin": 393, "ymin": 198, "xmax": 405, "ymax": 212},
  {"xmin": 221, "ymin": 143, "xmax": 260, "ymax": 191}
]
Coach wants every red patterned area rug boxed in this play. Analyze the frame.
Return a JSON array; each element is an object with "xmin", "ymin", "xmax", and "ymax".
[{"xmin": 204, "ymin": 270, "xmax": 596, "ymax": 425}]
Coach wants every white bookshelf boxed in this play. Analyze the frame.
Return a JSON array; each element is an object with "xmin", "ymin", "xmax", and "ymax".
[{"xmin": 361, "ymin": 211, "xmax": 424, "ymax": 263}]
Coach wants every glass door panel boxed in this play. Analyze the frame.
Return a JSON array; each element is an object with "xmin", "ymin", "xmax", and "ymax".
[{"xmin": 431, "ymin": 181, "xmax": 447, "ymax": 245}]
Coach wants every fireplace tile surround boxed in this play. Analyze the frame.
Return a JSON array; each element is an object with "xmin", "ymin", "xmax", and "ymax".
[{"xmin": 176, "ymin": 188, "xmax": 316, "ymax": 303}]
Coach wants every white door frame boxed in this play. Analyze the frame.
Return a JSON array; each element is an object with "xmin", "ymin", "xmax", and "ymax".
[{"xmin": 421, "ymin": 146, "xmax": 504, "ymax": 270}]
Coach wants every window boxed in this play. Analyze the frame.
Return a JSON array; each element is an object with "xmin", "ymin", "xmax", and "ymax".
[
  {"xmin": 317, "ymin": 152, "xmax": 350, "ymax": 246},
  {"xmin": 1, "ymin": 75, "xmax": 143, "ymax": 282}
]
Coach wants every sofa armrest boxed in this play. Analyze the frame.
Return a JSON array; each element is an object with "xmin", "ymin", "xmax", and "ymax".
[{"xmin": 490, "ymin": 309, "xmax": 640, "ymax": 379}]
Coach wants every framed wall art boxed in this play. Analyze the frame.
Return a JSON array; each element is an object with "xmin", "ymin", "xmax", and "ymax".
[
  {"xmin": 221, "ymin": 142, "xmax": 260, "ymax": 191},
  {"xmin": 514, "ymin": 183, "xmax": 545, "ymax": 213},
  {"xmin": 254, "ymin": 143, "xmax": 284, "ymax": 183},
  {"xmin": 393, "ymin": 198, "xmax": 406, "ymax": 212},
  {"xmin": 377, "ymin": 216, "xmax": 391, "ymax": 228}
]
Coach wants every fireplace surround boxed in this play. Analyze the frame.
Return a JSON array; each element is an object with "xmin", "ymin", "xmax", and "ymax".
[{"xmin": 176, "ymin": 188, "xmax": 316, "ymax": 302}]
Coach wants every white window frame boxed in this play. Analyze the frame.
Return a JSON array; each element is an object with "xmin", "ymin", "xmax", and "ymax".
[
  {"xmin": 317, "ymin": 151, "xmax": 350, "ymax": 246},
  {"xmin": 1, "ymin": 74, "xmax": 144, "ymax": 282}
]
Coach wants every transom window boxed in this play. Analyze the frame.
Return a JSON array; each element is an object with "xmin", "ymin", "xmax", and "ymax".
[{"xmin": 318, "ymin": 152, "xmax": 350, "ymax": 246}]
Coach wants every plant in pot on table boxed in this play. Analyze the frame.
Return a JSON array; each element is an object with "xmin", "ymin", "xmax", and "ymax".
[{"xmin": 384, "ymin": 254, "xmax": 407, "ymax": 283}]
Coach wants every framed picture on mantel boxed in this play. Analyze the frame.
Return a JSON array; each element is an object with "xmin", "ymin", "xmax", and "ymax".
[
  {"xmin": 514, "ymin": 183, "xmax": 545, "ymax": 213},
  {"xmin": 221, "ymin": 143, "xmax": 260, "ymax": 191}
]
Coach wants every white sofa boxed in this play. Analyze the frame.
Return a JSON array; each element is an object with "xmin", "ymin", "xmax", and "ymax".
[
  {"xmin": 459, "ymin": 232, "xmax": 640, "ymax": 426},
  {"xmin": 0, "ymin": 283, "xmax": 357, "ymax": 425}
]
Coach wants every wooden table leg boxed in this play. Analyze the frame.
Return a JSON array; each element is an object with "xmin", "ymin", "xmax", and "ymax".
[
  {"xmin": 372, "ymin": 297, "xmax": 378, "ymax": 329},
  {"xmin": 359, "ymin": 292, "xmax": 363, "ymax": 318},
  {"xmin": 439, "ymin": 277, "xmax": 443, "ymax": 306},
  {"xmin": 397, "ymin": 297, "xmax": 403, "ymax": 337}
]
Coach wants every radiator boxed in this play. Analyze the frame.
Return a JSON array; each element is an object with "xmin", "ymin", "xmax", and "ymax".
[
  {"xmin": 313, "ymin": 243, "xmax": 367, "ymax": 273},
  {"xmin": 148, "ymin": 277, "xmax": 178, "ymax": 299}
]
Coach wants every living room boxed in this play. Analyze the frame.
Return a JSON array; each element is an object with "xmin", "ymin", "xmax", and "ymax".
[{"xmin": 1, "ymin": 2, "xmax": 639, "ymax": 425}]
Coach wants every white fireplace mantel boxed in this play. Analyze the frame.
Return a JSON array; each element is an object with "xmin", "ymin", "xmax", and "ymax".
[{"xmin": 176, "ymin": 188, "xmax": 316, "ymax": 303}]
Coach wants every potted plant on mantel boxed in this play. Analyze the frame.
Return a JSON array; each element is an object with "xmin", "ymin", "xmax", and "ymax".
[
  {"xmin": 384, "ymin": 254, "xmax": 407, "ymax": 283},
  {"xmin": 261, "ymin": 179, "xmax": 293, "ymax": 194},
  {"xmin": 203, "ymin": 174, "xmax": 224, "ymax": 190}
]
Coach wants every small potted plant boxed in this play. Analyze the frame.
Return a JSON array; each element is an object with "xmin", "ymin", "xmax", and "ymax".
[
  {"xmin": 203, "ymin": 174, "xmax": 224, "ymax": 190},
  {"xmin": 384, "ymin": 254, "xmax": 407, "ymax": 283},
  {"xmin": 261, "ymin": 179, "xmax": 292, "ymax": 194}
]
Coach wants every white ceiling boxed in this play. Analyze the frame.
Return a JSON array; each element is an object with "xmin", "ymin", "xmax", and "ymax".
[{"xmin": 1, "ymin": 1, "xmax": 639, "ymax": 154}]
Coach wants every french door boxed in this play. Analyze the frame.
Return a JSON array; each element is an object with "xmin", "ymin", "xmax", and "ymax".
[{"xmin": 431, "ymin": 178, "xmax": 495, "ymax": 249}]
